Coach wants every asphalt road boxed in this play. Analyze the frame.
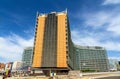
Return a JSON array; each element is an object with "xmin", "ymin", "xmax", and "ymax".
[{"xmin": 96, "ymin": 76, "xmax": 120, "ymax": 79}]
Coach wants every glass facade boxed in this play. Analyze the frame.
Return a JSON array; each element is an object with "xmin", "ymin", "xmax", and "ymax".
[
  {"xmin": 74, "ymin": 45, "xmax": 109, "ymax": 72},
  {"xmin": 22, "ymin": 47, "xmax": 33, "ymax": 67}
]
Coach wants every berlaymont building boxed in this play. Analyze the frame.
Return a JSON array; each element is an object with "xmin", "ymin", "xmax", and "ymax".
[
  {"xmin": 32, "ymin": 10, "xmax": 109, "ymax": 75},
  {"xmin": 74, "ymin": 45, "xmax": 109, "ymax": 72},
  {"xmin": 32, "ymin": 10, "xmax": 75, "ymax": 75}
]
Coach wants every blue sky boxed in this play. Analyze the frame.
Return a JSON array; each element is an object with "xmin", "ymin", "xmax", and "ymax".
[{"xmin": 0, "ymin": 0, "xmax": 120, "ymax": 63}]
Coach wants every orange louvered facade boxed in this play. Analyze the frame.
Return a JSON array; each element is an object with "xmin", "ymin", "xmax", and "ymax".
[
  {"xmin": 32, "ymin": 16, "xmax": 46, "ymax": 67},
  {"xmin": 32, "ymin": 11, "xmax": 74, "ymax": 70},
  {"xmin": 57, "ymin": 13, "xmax": 67, "ymax": 67}
]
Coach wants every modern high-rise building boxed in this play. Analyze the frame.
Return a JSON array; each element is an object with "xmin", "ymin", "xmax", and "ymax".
[
  {"xmin": 32, "ymin": 11, "xmax": 74, "ymax": 74},
  {"xmin": 22, "ymin": 47, "xmax": 33, "ymax": 67},
  {"xmin": 74, "ymin": 45, "xmax": 109, "ymax": 72}
]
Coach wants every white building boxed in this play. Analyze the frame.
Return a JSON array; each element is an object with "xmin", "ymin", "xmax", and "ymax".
[{"xmin": 12, "ymin": 61, "xmax": 22, "ymax": 72}]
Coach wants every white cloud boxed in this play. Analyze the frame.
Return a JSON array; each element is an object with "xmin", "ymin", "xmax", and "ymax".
[
  {"xmin": 0, "ymin": 34, "xmax": 34, "ymax": 63},
  {"xmin": 83, "ymin": 10, "xmax": 120, "ymax": 36},
  {"xmin": 71, "ymin": 30, "xmax": 120, "ymax": 51},
  {"xmin": 107, "ymin": 15, "xmax": 120, "ymax": 35},
  {"xmin": 71, "ymin": 3, "xmax": 120, "ymax": 60},
  {"xmin": 109, "ymin": 57, "xmax": 120, "ymax": 61},
  {"xmin": 103, "ymin": 0, "xmax": 120, "ymax": 5},
  {"xmin": 84, "ymin": 12, "xmax": 110, "ymax": 28}
]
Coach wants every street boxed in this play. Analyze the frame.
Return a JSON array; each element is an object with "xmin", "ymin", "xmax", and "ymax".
[{"xmin": 96, "ymin": 76, "xmax": 120, "ymax": 79}]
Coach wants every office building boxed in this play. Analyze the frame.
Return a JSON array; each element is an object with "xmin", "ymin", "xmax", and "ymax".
[
  {"xmin": 75, "ymin": 45, "xmax": 109, "ymax": 72},
  {"xmin": 22, "ymin": 47, "xmax": 33, "ymax": 67},
  {"xmin": 12, "ymin": 61, "xmax": 22, "ymax": 72},
  {"xmin": 32, "ymin": 10, "xmax": 74, "ymax": 74}
]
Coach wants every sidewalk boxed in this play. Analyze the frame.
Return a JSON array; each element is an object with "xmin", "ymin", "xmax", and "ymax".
[
  {"xmin": 6, "ymin": 76, "xmax": 49, "ymax": 79},
  {"xmin": 80, "ymin": 73, "xmax": 120, "ymax": 79}
]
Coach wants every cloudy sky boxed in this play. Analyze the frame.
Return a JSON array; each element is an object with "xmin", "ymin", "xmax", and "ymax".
[{"xmin": 0, "ymin": 0, "xmax": 120, "ymax": 63}]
